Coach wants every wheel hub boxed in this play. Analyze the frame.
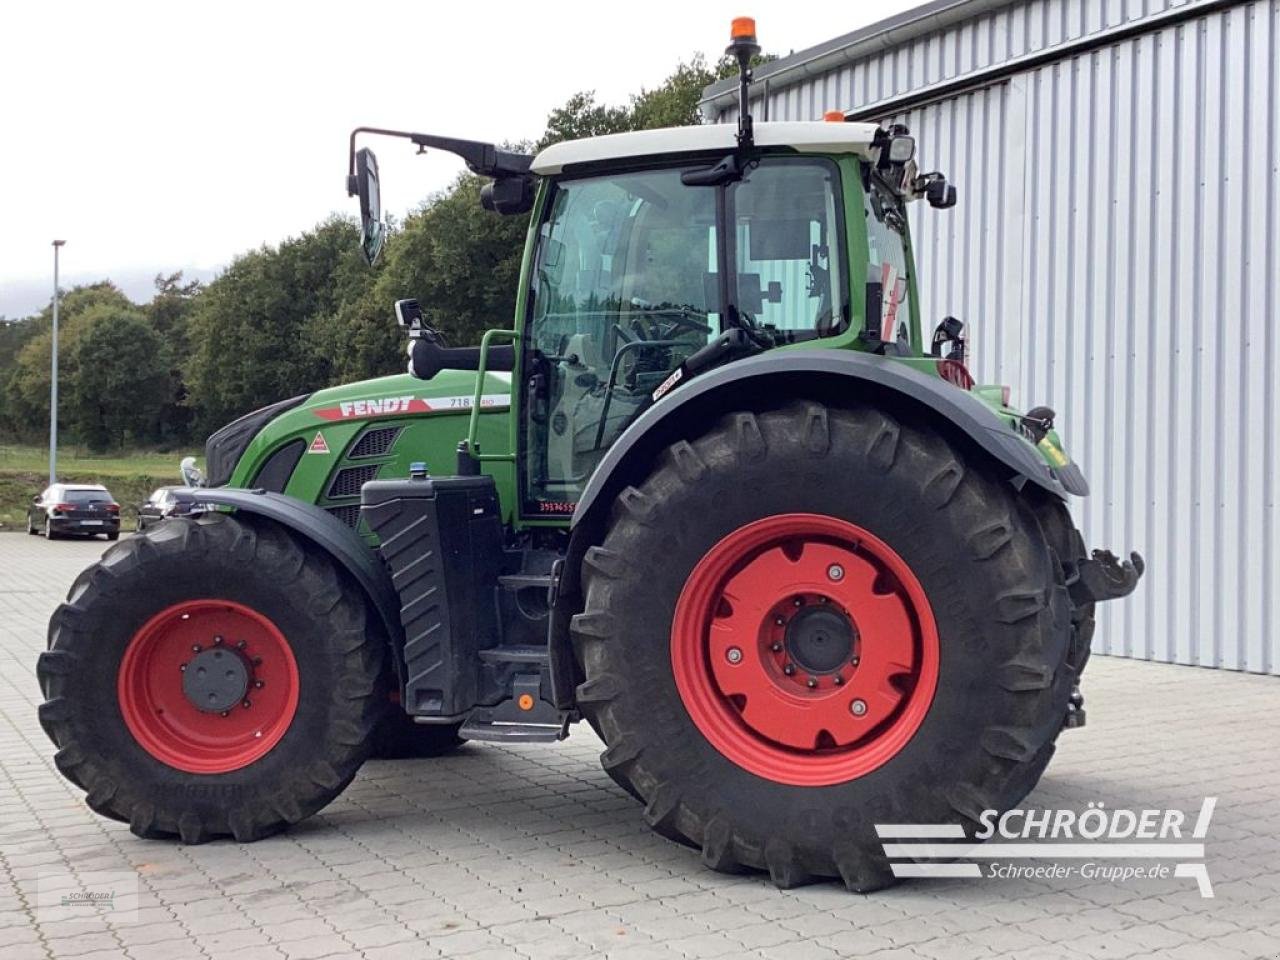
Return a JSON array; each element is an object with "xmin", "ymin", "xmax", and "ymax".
[
  {"xmin": 117, "ymin": 600, "xmax": 299, "ymax": 774},
  {"xmin": 182, "ymin": 647, "xmax": 250, "ymax": 713},
  {"xmin": 783, "ymin": 603, "xmax": 855, "ymax": 674},
  {"xmin": 671, "ymin": 513, "xmax": 940, "ymax": 787}
]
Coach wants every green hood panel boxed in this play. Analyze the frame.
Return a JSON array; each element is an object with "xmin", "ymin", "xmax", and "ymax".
[{"xmin": 226, "ymin": 371, "xmax": 515, "ymax": 530}]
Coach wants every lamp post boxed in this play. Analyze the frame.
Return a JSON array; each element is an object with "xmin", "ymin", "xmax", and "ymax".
[{"xmin": 50, "ymin": 240, "xmax": 65, "ymax": 487}]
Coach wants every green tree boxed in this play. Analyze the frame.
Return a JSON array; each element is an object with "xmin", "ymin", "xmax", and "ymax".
[
  {"xmin": 0, "ymin": 282, "xmax": 136, "ymax": 443},
  {"xmin": 541, "ymin": 91, "xmax": 633, "ymax": 146},
  {"xmin": 146, "ymin": 272, "xmax": 203, "ymax": 445},
  {"xmin": 70, "ymin": 308, "xmax": 169, "ymax": 451},
  {"xmin": 184, "ymin": 217, "xmax": 375, "ymax": 433}
]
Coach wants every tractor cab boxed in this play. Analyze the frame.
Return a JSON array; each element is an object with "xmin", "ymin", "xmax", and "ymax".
[{"xmin": 348, "ymin": 114, "xmax": 957, "ymax": 521}]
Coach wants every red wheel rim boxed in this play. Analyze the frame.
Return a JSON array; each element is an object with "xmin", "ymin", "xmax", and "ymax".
[
  {"xmin": 671, "ymin": 513, "xmax": 939, "ymax": 786},
  {"xmin": 117, "ymin": 600, "xmax": 299, "ymax": 774}
]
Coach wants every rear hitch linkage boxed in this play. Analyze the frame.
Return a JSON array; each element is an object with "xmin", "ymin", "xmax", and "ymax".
[{"xmin": 1069, "ymin": 550, "xmax": 1146, "ymax": 606}]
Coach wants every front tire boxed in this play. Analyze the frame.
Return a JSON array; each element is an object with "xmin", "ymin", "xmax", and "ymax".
[
  {"xmin": 37, "ymin": 515, "xmax": 385, "ymax": 842},
  {"xmin": 573, "ymin": 403, "xmax": 1071, "ymax": 890}
]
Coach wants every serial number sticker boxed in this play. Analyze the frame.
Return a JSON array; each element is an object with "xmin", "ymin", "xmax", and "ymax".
[{"xmin": 535, "ymin": 501, "xmax": 577, "ymax": 515}]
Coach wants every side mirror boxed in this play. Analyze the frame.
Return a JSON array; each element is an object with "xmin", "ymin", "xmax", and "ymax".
[
  {"xmin": 926, "ymin": 178, "xmax": 957, "ymax": 209},
  {"xmin": 179, "ymin": 456, "xmax": 204, "ymax": 487},
  {"xmin": 32, "ymin": 495, "xmax": 40, "ymax": 504},
  {"xmin": 479, "ymin": 175, "xmax": 535, "ymax": 215},
  {"xmin": 931, "ymin": 316, "xmax": 966, "ymax": 364},
  {"xmin": 348, "ymin": 147, "xmax": 385, "ymax": 265},
  {"xmin": 394, "ymin": 298, "xmax": 424, "ymax": 329}
]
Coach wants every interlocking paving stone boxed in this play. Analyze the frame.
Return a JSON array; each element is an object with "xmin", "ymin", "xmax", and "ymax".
[{"xmin": 1, "ymin": 534, "xmax": 1277, "ymax": 959}]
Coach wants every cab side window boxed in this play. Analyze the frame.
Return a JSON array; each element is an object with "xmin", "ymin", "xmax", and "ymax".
[
  {"xmin": 728, "ymin": 159, "xmax": 847, "ymax": 336},
  {"xmin": 864, "ymin": 176, "xmax": 912, "ymax": 343}
]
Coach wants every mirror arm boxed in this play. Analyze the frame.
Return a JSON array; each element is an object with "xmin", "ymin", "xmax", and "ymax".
[{"xmin": 348, "ymin": 127, "xmax": 531, "ymax": 191}]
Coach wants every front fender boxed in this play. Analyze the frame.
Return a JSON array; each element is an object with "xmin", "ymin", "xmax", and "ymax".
[{"xmin": 172, "ymin": 487, "xmax": 404, "ymax": 659}]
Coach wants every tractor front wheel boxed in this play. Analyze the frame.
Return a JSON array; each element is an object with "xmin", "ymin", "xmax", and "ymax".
[
  {"xmin": 573, "ymin": 402, "xmax": 1072, "ymax": 890},
  {"xmin": 37, "ymin": 514, "xmax": 385, "ymax": 842}
]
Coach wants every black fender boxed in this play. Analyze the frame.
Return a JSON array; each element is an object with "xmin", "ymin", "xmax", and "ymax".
[
  {"xmin": 573, "ymin": 349, "xmax": 1077, "ymax": 530},
  {"xmin": 172, "ymin": 487, "xmax": 404, "ymax": 662},
  {"xmin": 546, "ymin": 350, "xmax": 1084, "ymax": 707}
]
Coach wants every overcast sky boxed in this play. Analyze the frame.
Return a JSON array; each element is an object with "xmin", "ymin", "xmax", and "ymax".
[{"xmin": 0, "ymin": 0, "xmax": 919, "ymax": 319}]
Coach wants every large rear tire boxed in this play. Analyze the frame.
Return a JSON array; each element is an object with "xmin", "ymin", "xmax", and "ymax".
[
  {"xmin": 37, "ymin": 514, "xmax": 385, "ymax": 842},
  {"xmin": 573, "ymin": 402, "xmax": 1071, "ymax": 890},
  {"xmin": 1033, "ymin": 497, "xmax": 1096, "ymax": 675}
]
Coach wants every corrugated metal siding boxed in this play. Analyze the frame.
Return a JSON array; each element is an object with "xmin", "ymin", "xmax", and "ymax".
[{"xmin": 719, "ymin": 0, "xmax": 1280, "ymax": 674}]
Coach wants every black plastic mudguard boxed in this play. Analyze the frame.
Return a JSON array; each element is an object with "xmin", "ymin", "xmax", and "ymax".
[{"xmin": 171, "ymin": 487, "xmax": 404, "ymax": 653}]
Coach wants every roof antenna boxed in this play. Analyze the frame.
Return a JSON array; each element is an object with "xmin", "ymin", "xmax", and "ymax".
[{"xmin": 727, "ymin": 17, "xmax": 760, "ymax": 149}]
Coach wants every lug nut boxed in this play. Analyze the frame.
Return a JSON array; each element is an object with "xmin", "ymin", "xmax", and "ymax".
[
  {"xmin": 851, "ymin": 655, "xmax": 860, "ymax": 666},
  {"xmin": 252, "ymin": 657, "xmax": 262, "ymax": 666},
  {"xmin": 774, "ymin": 616, "xmax": 785, "ymax": 626},
  {"xmin": 827, "ymin": 564, "xmax": 845, "ymax": 582},
  {"xmin": 242, "ymin": 699, "xmax": 252, "ymax": 709},
  {"xmin": 179, "ymin": 663, "xmax": 187, "ymax": 672},
  {"xmin": 220, "ymin": 710, "xmax": 229, "ymax": 717},
  {"xmin": 833, "ymin": 676, "xmax": 844, "ymax": 686},
  {"xmin": 213, "ymin": 635, "xmax": 223, "ymax": 645},
  {"xmin": 770, "ymin": 642, "xmax": 783, "ymax": 652},
  {"xmin": 783, "ymin": 663, "xmax": 796, "ymax": 676},
  {"xmin": 237, "ymin": 640, "xmax": 247, "ymax": 650},
  {"xmin": 726, "ymin": 647, "xmax": 743, "ymax": 664},
  {"xmin": 850, "ymin": 699, "xmax": 867, "ymax": 716},
  {"xmin": 806, "ymin": 677, "xmax": 818, "ymax": 689},
  {"xmin": 793, "ymin": 597, "xmax": 804, "ymax": 607},
  {"xmin": 818, "ymin": 596, "xmax": 829, "ymax": 604},
  {"xmin": 253, "ymin": 680, "xmax": 264, "ymax": 689},
  {"xmin": 191, "ymin": 644, "xmax": 201, "ymax": 653}
]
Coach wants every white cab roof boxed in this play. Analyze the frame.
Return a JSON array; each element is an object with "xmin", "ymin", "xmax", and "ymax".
[{"xmin": 531, "ymin": 121, "xmax": 881, "ymax": 175}]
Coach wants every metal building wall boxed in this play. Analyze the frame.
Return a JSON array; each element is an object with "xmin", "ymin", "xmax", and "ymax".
[{"xmin": 709, "ymin": 0, "xmax": 1280, "ymax": 674}]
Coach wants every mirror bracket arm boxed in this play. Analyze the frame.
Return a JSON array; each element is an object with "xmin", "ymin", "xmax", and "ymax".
[{"xmin": 347, "ymin": 127, "xmax": 531, "ymax": 191}]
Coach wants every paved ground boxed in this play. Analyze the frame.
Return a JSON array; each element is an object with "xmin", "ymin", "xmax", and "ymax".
[{"xmin": 1, "ymin": 533, "xmax": 1278, "ymax": 960}]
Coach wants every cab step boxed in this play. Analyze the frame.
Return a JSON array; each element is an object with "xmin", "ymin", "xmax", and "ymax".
[
  {"xmin": 459, "ymin": 673, "xmax": 567, "ymax": 743},
  {"xmin": 497, "ymin": 572, "xmax": 555, "ymax": 594},
  {"xmin": 459, "ymin": 715, "xmax": 567, "ymax": 743},
  {"xmin": 478, "ymin": 645, "xmax": 549, "ymax": 665}
]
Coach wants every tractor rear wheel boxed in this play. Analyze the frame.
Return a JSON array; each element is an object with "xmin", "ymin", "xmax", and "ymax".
[
  {"xmin": 37, "ymin": 514, "xmax": 385, "ymax": 842},
  {"xmin": 573, "ymin": 402, "xmax": 1072, "ymax": 890},
  {"xmin": 1034, "ymin": 497, "xmax": 1096, "ymax": 675}
]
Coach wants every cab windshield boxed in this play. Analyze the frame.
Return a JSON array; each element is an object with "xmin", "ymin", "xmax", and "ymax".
[{"xmin": 522, "ymin": 158, "xmax": 846, "ymax": 514}]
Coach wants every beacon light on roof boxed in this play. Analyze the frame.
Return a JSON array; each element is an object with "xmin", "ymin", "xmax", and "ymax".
[
  {"xmin": 824, "ymin": 110, "xmax": 846, "ymax": 122},
  {"xmin": 727, "ymin": 17, "xmax": 761, "ymax": 148}
]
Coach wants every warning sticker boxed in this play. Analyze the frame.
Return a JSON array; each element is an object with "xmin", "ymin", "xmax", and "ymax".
[{"xmin": 307, "ymin": 432, "xmax": 330, "ymax": 455}]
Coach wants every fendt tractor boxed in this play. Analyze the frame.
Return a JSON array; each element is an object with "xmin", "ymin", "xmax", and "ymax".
[{"xmin": 39, "ymin": 20, "xmax": 1144, "ymax": 890}]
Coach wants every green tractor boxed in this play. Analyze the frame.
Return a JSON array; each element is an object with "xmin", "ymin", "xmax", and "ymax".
[{"xmin": 39, "ymin": 21, "xmax": 1143, "ymax": 890}]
